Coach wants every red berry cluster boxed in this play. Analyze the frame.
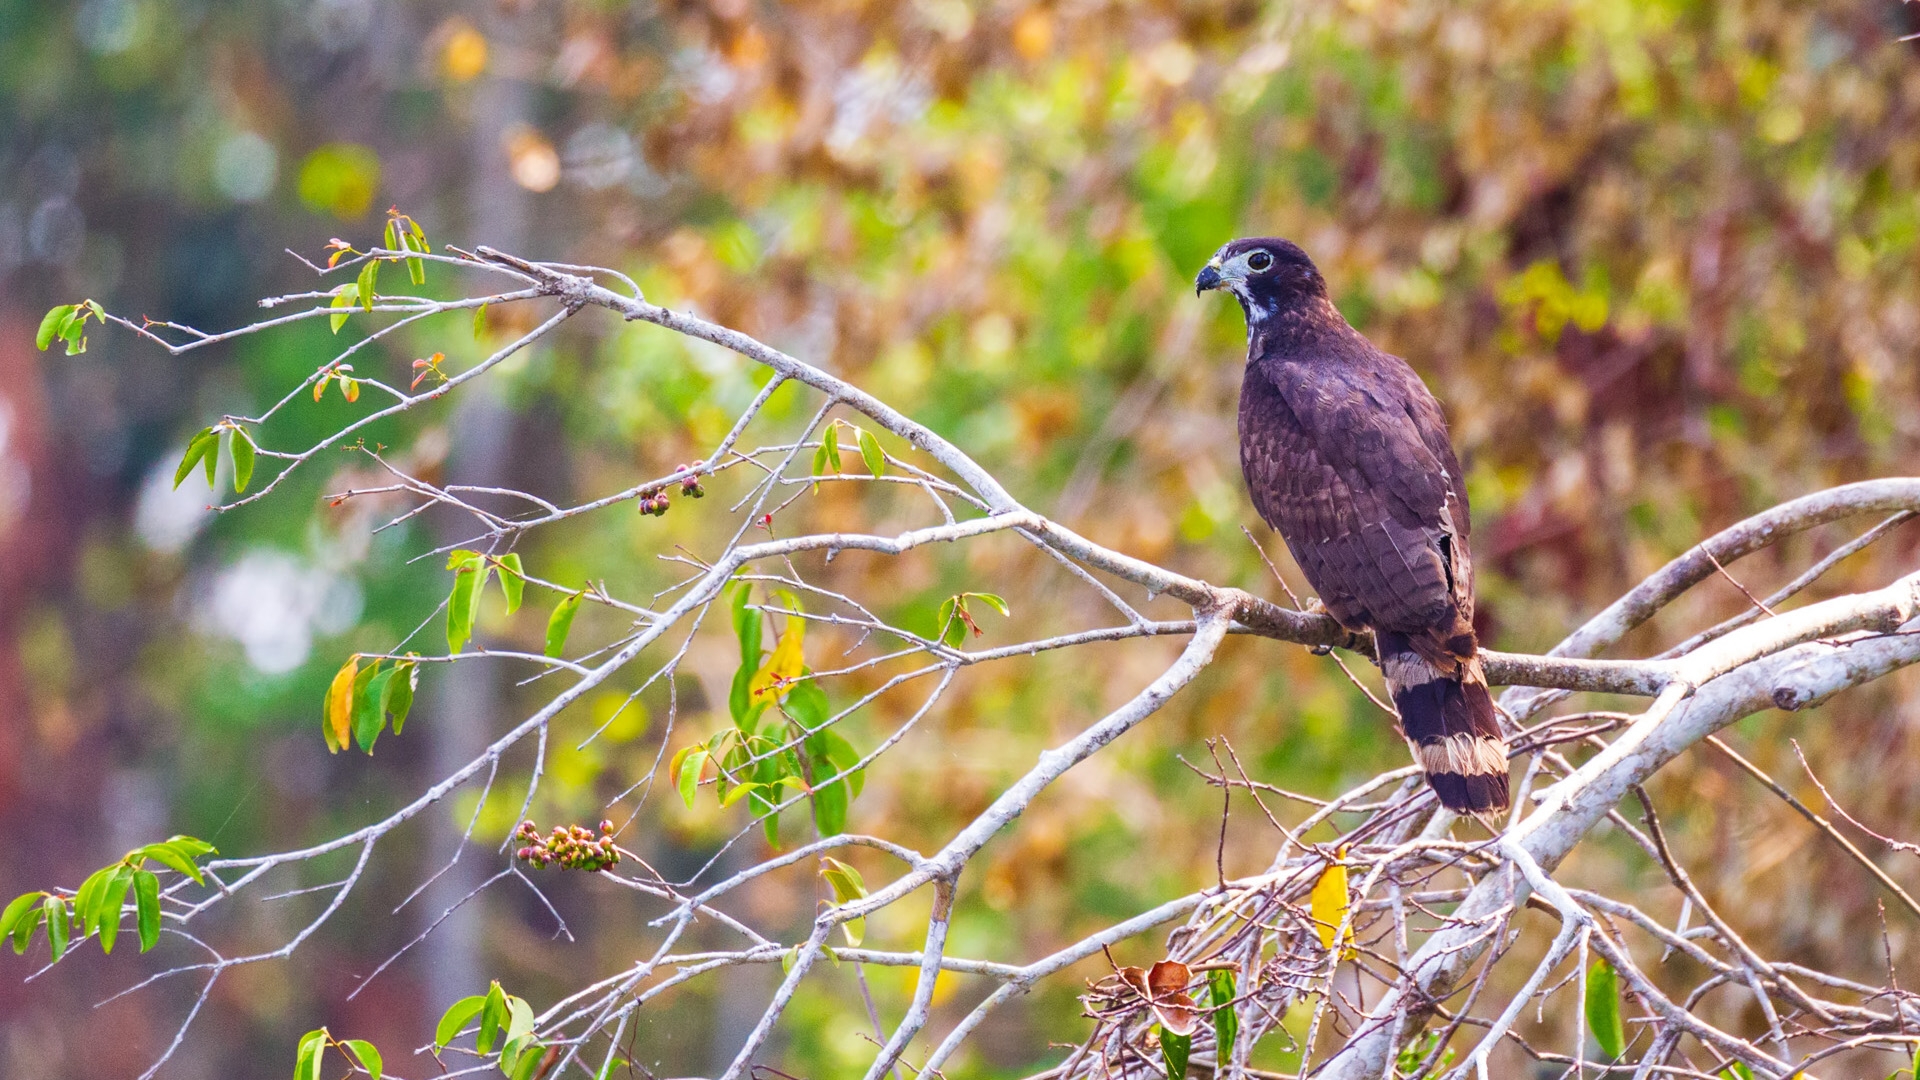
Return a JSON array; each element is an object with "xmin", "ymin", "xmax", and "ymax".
[
  {"xmin": 514, "ymin": 820, "xmax": 621, "ymax": 872},
  {"xmin": 678, "ymin": 460, "xmax": 707, "ymax": 499},
  {"xmin": 638, "ymin": 462, "xmax": 705, "ymax": 516}
]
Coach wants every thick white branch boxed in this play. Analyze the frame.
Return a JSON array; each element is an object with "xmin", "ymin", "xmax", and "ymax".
[{"xmin": 1318, "ymin": 625, "xmax": 1920, "ymax": 1078}]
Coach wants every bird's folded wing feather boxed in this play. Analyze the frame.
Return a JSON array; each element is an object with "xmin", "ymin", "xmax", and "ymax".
[{"xmin": 1240, "ymin": 357, "xmax": 1465, "ymax": 634}]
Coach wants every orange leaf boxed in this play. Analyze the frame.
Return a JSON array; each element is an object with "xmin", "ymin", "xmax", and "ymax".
[
  {"xmin": 1146, "ymin": 960, "xmax": 1200, "ymax": 1036},
  {"xmin": 1119, "ymin": 961, "xmax": 1200, "ymax": 1036}
]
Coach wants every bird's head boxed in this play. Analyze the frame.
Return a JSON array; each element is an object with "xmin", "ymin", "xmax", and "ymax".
[{"xmin": 1194, "ymin": 237, "xmax": 1326, "ymax": 323}]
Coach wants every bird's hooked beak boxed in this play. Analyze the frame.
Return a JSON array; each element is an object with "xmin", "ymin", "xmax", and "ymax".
[{"xmin": 1195, "ymin": 261, "xmax": 1223, "ymax": 296}]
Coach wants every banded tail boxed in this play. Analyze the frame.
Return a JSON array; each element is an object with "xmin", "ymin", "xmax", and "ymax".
[{"xmin": 1377, "ymin": 631, "xmax": 1510, "ymax": 819}]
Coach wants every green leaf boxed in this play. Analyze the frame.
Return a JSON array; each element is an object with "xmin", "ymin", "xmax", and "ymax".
[
  {"xmin": 37, "ymin": 305, "xmax": 76, "ymax": 351},
  {"xmin": 939, "ymin": 597, "xmax": 969, "ymax": 648},
  {"xmin": 52, "ymin": 304, "xmax": 91, "ymax": 353},
  {"xmin": 595, "ymin": 1056, "xmax": 628, "ymax": 1080},
  {"xmin": 502, "ymin": 1038, "xmax": 528, "ymax": 1075},
  {"xmin": 723, "ymin": 780, "xmax": 776, "ymax": 807},
  {"xmin": 1586, "ymin": 957, "xmax": 1626, "ymax": 1061},
  {"xmin": 478, "ymin": 981, "xmax": 508, "ymax": 1055},
  {"xmin": 820, "ymin": 856, "xmax": 867, "ymax": 900},
  {"xmin": 474, "ymin": 301, "xmax": 489, "ymax": 338},
  {"xmin": 357, "ymin": 666, "xmax": 396, "ymax": 752},
  {"xmin": 342, "ymin": 1038, "xmax": 382, "ymax": 1080},
  {"xmin": 820, "ymin": 857, "xmax": 867, "ymax": 946},
  {"xmin": 164, "ymin": 835, "xmax": 217, "ymax": 858},
  {"xmin": 383, "ymin": 661, "xmax": 417, "ymax": 736},
  {"xmin": 134, "ymin": 869, "xmax": 161, "ymax": 952},
  {"xmin": 817, "ymin": 728, "xmax": 865, "ymax": 799},
  {"xmin": 356, "ymin": 259, "xmax": 379, "ymax": 313},
  {"xmin": 174, "ymin": 428, "xmax": 218, "ymax": 490},
  {"xmin": 504, "ymin": 995, "xmax": 536, "ymax": 1046},
  {"xmin": 9, "ymin": 903, "xmax": 43, "ymax": 954},
  {"xmin": 731, "ymin": 581, "xmax": 762, "ymax": 666},
  {"xmin": 823, "ymin": 422, "xmax": 843, "ymax": 473},
  {"xmin": 1, "ymin": 892, "xmax": 43, "ymax": 943},
  {"xmin": 296, "ymin": 1028, "xmax": 328, "ymax": 1080},
  {"xmin": 435, "ymin": 994, "xmax": 488, "ymax": 1049},
  {"xmin": 349, "ymin": 659, "xmax": 383, "ymax": 751},
  {"xmin": 794, "ymin": 684, "xmax": 859, "ymax": 835},
  {"xmin": 229, "ymin": 428, "xmax": 256, "ymax": 492},
  {"xmin": 1721, "ymin": 1063, "xmax": 1755, "ymax": 1080},
  {"xmin": 1208, "ymin": 969, "xmax": 1238, "ymax": 1063},
  {"xmin": 786, "ymin": 678, "xmax": 830, "ymax": 729},
  {"xmin": 857, "ymin": 426, "xmax": 885, "ymax": 476},
  {"xmin": 812, "ymin": 777, "xmax": 849, "ymax": 839},
  {"xmin": 545, "ymin": 592, "xmax": 583, "ymax": 657},
  {"xmin": 495, "ymin": 554, "xmax": 525, "ymax": 615},
  {"xmin": 137, "ymin": 842, "xmax": 206, "ymax": 885},
  {"xmin": 97, "ymin": 865, "xmax": 134, "ymax": 954},
  {"xmin": 674, "ymin": 747, "xmax": 707, "ymax": 809},
  {"xmin": 447, "ymin": 551, "xmax": 488, "ymax": 653},
  {"xmin": 935, "ymin": 597, "xmax": 955, "ymax": 644},
  {"xmin": 330, "ymin": 284, "xmax": 357, "ymax": 333},
  {"xmin": 1160, "ymin": 1026, "xmax": 1192, "ymax": 1079},
  {"xmin": 972, "ymin": 592, "xmax": 1010, "ymax": 617},
  {"xmin": 76, "ymin": 866, "xmax": 113, "ymax": 934},
  {"xmin": 384, "ymin": 218, "xmax": 399, "ymax": 251},
  {"xmin": 507, "ymin": 1040, "xmax": 546, "ymax": 1080},
  {"xmin": 729, "ymin": 661, "xmax": 762, "ymax": 730},
  {"xmin": 42, "ymin": 895, "xmax": 69, "ymax": 961},
  {"xmin": 402, "ymin": 233, "xmax": 426, "ymax": 287}
]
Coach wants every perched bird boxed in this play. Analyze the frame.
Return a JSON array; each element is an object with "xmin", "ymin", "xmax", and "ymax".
[{"xmin": 1197, "ymin": 238, "xmax": 1509, "ymax": 818}]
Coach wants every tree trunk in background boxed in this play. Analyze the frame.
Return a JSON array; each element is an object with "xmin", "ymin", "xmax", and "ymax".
[{"xmin": 419, "ymin": 27, "xmax": 529, "ymax": 1015}]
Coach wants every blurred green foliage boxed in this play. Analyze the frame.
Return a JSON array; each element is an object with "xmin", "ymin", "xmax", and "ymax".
[{"xmin": 4, "ymin": 0, "xmax": 1920, "ymax": 1077}]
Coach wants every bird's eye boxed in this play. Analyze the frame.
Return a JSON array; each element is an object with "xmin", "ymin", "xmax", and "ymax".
[{"xmin": 1247, "ymin": 251, "xmax": 1274, "ymax": 272}]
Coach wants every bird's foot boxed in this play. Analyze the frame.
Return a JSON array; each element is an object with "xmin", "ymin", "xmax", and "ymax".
[{"xmin": 1303, "ymin": 598, "xmax": 1336, "ymax": 653}]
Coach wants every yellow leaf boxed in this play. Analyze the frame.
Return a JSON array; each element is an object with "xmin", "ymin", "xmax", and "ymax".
[
  {"xmin": 1309, "ymin": 846, "xmax": 1354, "ymax": 959},
  {"xmin": 324, "ymin": 656, "xmax": 359, "ymax": 754},
  {"xmin": 748, "ymin": 608, "xmax": 806, "ymax": 701}
]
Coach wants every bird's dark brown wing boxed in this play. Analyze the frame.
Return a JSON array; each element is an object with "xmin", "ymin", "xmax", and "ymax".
[
  {"xmin": 1237, "ymin": 346, "xmax": 1505, "ymax": 815},
  {"xmin": 1401, "ymin": 377, "xmax": 1477, "ymax": 623},
  {"xmin": 1238, "ymin": 355, "xmax": 1467, "ymax": 637}
]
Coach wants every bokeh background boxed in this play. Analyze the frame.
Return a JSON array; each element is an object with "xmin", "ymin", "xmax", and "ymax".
[{"xmin": 4, "ymin": 0, "xmax": 1920, "ymax": 1076}]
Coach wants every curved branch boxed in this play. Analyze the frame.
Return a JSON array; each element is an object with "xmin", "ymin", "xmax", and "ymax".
[{"xmin": 1317, "ymin": 625, "xmax": 1920, "ymax": 1079}]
